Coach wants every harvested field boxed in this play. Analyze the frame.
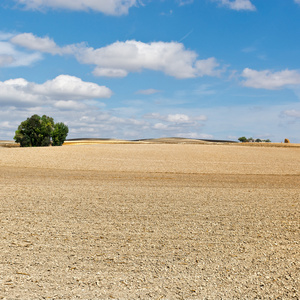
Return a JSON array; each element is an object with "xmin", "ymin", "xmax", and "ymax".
[{"xmin": 0, "ymin": 143, "xmax": 299, "ymax": 299}]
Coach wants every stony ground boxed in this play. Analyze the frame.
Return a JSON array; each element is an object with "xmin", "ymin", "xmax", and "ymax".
[{"xmin": 0, "ymin": 144, "xmax": 299, "ymax": 299}]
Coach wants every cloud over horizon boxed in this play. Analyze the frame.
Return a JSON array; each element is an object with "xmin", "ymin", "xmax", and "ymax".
[{"xmin": 144, "ymin": 112, "xmax": 207, "ymax": 124}]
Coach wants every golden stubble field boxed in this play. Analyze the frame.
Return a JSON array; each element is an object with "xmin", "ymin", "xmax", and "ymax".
[{"xmin": 0, "ymin": 143, "xmax": 299, "ymax": 299}]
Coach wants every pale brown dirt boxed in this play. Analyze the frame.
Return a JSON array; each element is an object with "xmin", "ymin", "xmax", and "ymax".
[{"xmin": 0, "ymin": 144, "xmax": 299, "ymax": 299}]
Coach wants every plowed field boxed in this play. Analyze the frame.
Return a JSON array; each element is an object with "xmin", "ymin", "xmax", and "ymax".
[{"xmin": 0, "ymin": 144, "xmax": 299, "ymax": 299}]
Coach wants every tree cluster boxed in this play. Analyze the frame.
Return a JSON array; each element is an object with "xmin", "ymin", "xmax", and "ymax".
[
  {"xmin": 238, "ymin": 136, "xmax": 271, "ymax": 143},
  {"xmin": 14, "ymin": 114, "xmax": 68, "ymax": 147}
]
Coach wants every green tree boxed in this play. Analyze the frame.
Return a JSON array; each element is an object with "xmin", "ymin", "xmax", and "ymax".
[
  {"xmin": 238, "ymin": 136, "xmax": 248, "ymax": 143},
  {"xmin": 14, "ymin": 114, "xmax": 68, "ymax": 147},
  {"xmin": 52, "ymin": 122, "xmax": 69, "ymax": 146}
]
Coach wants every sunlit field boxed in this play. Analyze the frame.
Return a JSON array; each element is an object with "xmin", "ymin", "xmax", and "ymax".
[{"xmin": 1, "ymin": 142, "xmax": 299, "ymax": 299}]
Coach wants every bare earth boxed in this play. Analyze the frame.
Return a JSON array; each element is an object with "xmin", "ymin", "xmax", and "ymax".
[{"xmin": 0, "ymin": 143, "xmax": 299, "ymax": 299}]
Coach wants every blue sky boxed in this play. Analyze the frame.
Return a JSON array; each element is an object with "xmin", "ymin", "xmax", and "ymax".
[{"xmin": 1, "ymin": 0, "xmax": 300, "ymax": 142}]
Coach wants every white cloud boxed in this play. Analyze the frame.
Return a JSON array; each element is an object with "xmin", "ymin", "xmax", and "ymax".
[
  {"xmin": 194, "ymin": 58, "xmax": 221, "ymax": 77},
  {"xmin": 295, "ymin": 0, "xmax": 300, "ymax": 4},
  {"xmin": 0, "ymin": 78, "xmax": 41, "ymax": 106},
  {"xmin": 10, "ymin": 33, "xmax": 75, "ymax": 55},
  {"xmin": 93, "ymin": 67, "xmax": 128, "ymax": 78},
  {"xmin": 0, "ymin": 121, "xmax": 16, "ymax": 129},
  {"xmin": 242, "ymin": 68, "xmax": 300, "ymax": 90},
  {"xmin": 2, "ymin": 101, "xmax": 300, "ymax": 142},
  {"xmin": 0, "ymin": 40, "xmax": 42, "ymax": 67},
  {"xmin": 214, "ymin": 0, "xmax": 256, "ymax": 11},
  {"xmin": 33, "ymin": 75, "xmax": 112, "ymax": 99},
  {"xmin": 76, "ymin": 40, "xmax": 221, "ymax": 79},
  {"xmin": 9, "ymin": 33, "xmax": 222, "ymax": 79},
  {"xmin": 145, "ymin": 112, "xmax": 207, "ymax": 124},
  {"xmin": 0, "ymin": 75, "xmax": 112, "ymax": 107},
  {"xmin": 153, "ymin": 123, "xmax": 169, "ymax": 130},
  {"xmin": 187, "ymin": 133, "xmax": 214, "ymax": 139},
  {"xmin": 166, "ymin": 114, "xmax": 191, "ymax": 123},
  {"xmin": 135, "ymin": 89, "xmax": 161, "ymax": 95},
  {"xmin": 151, "ymin": 123, "xmax": 209, "ymax": 138},
  {"xmin": 54, "ymin": 100, "xmax": 87, "ymax": 110},
  {"xmin": 141, "ymin": 112, "xmax": 209, "ymax": 138},
  {"xmin": 282, "ymin": 110, "xmax": 300, "ymax": 118},
  {"xmin": 11, "ymin": 33, "xmax": 58, "ymax": 54},
  {"xmin": 13, "ymin": 0, "xmax": 137, "ymax": 15}
]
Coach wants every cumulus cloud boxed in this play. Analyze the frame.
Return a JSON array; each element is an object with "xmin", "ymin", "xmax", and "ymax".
[
  {"xmin": 0, "ymin": 40, "xmax": 42, "ymax": 67},
  {"xmin": 0, "ymin": 78, "xmax": 41, "ymax": 106},
  {"xmin": 13, "ymin": 0, "xmax": 137, "ymax": 15},
  {"xmin": 242, "ymin": 68, "xmax": 300, "ymax": 89},
  {"xmin": 10, "ymin": 33, "xmax": 76, "ymax": 55},
  {"xmin": 76, "ymin": 40, "xmax": 221, "ymax": 79},
  {"xmin": 0, "ymin": 75, "xmax": 112, "ymax": 107},
  {"xmin": 33, "ymin": 75, "xmax": 112, "ymax": 99},
  {"xmin": 11, "ymin": 33, "xmax": 222, "ymax": 79},
  {"xmin": 214, "ymin": 0, "xmax": 256, "ymax": 11}
]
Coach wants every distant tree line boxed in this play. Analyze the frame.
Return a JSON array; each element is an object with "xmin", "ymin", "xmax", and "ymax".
[
  {"xmin": 238, "ymin": 136, "xmax": 271, "ymax": 143},
  {"xmin": 14, "ymin": 114, "xmax": 68, "ymax": 147}
]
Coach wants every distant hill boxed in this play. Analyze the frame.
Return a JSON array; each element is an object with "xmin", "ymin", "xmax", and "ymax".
[{"xmin": 1, "ymin": 138, "xmax": 299, "ymax": 147}]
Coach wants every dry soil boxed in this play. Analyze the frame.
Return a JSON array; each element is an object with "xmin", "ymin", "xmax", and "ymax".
[{"xmin": 0, "ymin": 144, "xmax": 299, "ymax": 299}]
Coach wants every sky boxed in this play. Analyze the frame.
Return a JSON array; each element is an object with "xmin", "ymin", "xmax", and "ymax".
[{"xmin": 0, "ymin": 0, "xmax": 300, "ymax": 142}]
